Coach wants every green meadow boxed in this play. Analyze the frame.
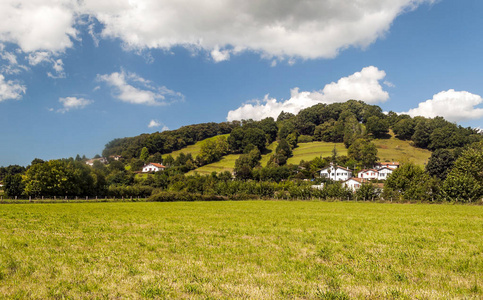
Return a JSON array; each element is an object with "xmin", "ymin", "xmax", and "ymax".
[{"xmin": 0, "ymin": 201, "xmax": 481, "ymax": 299}]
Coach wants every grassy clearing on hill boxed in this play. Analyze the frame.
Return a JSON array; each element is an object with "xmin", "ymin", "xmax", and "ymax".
[
  {"xmin": 188, "ymin": 154, "xmax": 240, "ymax": 175},
  {"xmin": 287, "ymin": 142, "xmax": 347, "ymax": 165},
  {"xmin": 190, "ymin": 141, "xmax": 279, "ymax": 175},
  {"xmin": 373, "ymin": 134, "xmax": 431, "ymax": 166},
  {"xmin": 164, "ymin": 134, "xmax": 230, "ymax": 160},
  {"xmin": 0, "ymin": 201, "xmax": 481, "ymax": 299}
]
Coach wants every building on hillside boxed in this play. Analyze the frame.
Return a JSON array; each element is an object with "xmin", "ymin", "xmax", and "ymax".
[
  {"xmin": 110, "ymin": 155, "xmax": 122, "ymax": 161},
  {"xmin": 142, "ymin": 163, "xmax": 166, "ymax": 173},
  {"xmin": 358, "ymin": 169, "xmax": 379, "ymax": 180},
  {"xmin": 357, "ymin": 167, "xmax": 394, "ymax": 180},
  {"xmin": 343, "ymin": 178, "xmax": 385, "ymax": 192},
  {"xmin": 320, "ymin": 164, "xmax": 352, "ymax": 181},
  {"xmin": 376, "ymin": 167, "xmax": 393, "ymax": 180},
  {"xmin": 343, "ymin": 178, "xmax": 367, "ymax": 191},
  {"xmin": 375, "ymin": 162, "xmax": 399, "ymax": 170},
  {"xmin": 86, "ymin": 157, "xmax": 108, "ymax": 166}
]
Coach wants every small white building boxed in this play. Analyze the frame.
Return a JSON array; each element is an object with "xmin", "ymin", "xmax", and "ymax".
[
  {"xmin": 320, "ymin": 164, "xmax": 352, "ymax": 181},
  {"xmin": 142, "ymin": 163, "xmax": 166, "ymax": 173},
  {"xmin": 86, "ymin": 157, "xmax": 108, "ymax": 166},
  {"xmin": 358, "ymin": 167, "xmax": 394, "ymax": 180},
  {"xmin": 358, "ymin": 169, "xmax": 379, "ymax": 180},
  {"xmin": 375, "ymin": 162, "xmax": 399, "ymax": 170},
  {"xmin": 343, "ymin": 178, "xmax": 367, "ymax": 191},
  {"xmin": 376, "ymin": 167, "xmax": 393, "ymax": 180}
]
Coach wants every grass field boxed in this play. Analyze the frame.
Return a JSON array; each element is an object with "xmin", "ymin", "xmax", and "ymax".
[
  {"xmin": 0, "ymin": 201, "xmax": 481, "ymax": 299},
  {"xmin": 373, "ymin": 134, "xmax": 431, "ymax": 167},
  {"xmin": 164, "ymin": 134, "xmax": 230, "ymax": 160},
  {"xmin": 287, "ymin": 142, "xmax": 347, "ymax": 165},
  {"xmin": 189, "ymin": 141, "xmax": 278, "ymax": 175}
]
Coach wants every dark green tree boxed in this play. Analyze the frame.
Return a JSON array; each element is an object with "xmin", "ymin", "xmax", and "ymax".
[
  {"xmin": 347, "ymin": 139, "xmax": 378, "ymax": 168},
  {"xmin": 4, "ymin": 174, "xmax": 25, "ymax": 197},
  {"xmin": 366, "ymin": 116, "xmax": 389, "ymax": 138}
]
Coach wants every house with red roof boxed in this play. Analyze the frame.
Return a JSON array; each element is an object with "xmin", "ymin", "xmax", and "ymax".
[
  {"xmin": 142, "ymin": 163, "xmax": 166, "ymax": 173},
  {"xmin": 320, "ymin": 164, "xmax": 352, "ymax": 181}
]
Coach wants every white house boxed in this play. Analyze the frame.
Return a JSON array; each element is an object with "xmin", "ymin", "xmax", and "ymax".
[
  {"xmin": 376, "ymin": 167, "xmax": 393, "ymax": 180},
  {"xmin": 343, "ymin": 178, "xmax": 366, "ymax": 191},
  {"xmin": 86, "ymin": 157, "xmax": 108, "ymax": 166},
  {"xmin": 358, "ymin": 167, "xmax": 394, "ymax": 180},
  {"xmin": 358, "ymin": 169, "xmax": 379, "ymax": 180},
  {"xmin": 142, "ymin": 163, "xmax": 165, "ymax": 173},
  {"xmin": 375, "ymin": 162, "xmax": 399, "ymax": 170},
  {"xmin": 320, "ymin": 164, "xmax": 352, "ymax": 181}
]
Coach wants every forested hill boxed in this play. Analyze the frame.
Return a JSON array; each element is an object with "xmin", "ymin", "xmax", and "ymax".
[
  {"xmin": 102, "ymin": 100, "xmax": 481, "ymax": 161},
  {"xmin": 102, "ymin": 122, "xmax": 238, "ymax": 159}
]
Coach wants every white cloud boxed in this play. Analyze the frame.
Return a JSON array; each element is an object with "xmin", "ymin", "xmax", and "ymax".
[
  {"xmin": 0, "ymin": 0, "xmax": 436, "ymax": 62},
  {"xmin": 227, "ymin": 66, "xmax": 389, "ymax": 121},
  {"xmin": 27, "ymin": 52, "xmax": 65, "ymax": 78},
  {"xmin": 97, "ymin": 69, "xmax": 184, "ymax": 106},
  {"xmin": 148, "ymin": 119, "xmax": 160, "ymax": 128},
  {"xmin": 0, "ymin": 45, "xmax": 28, "ymax": 75},
  {"xmin": 81, "ymin": 0, "xmax": 435, "ymax": 61},
  {"xmin": 0, "ymin": 0, "xmax": 77, "ymax": 53},
  {"xmin": 148, "ymin": 119, "xmax": 169, "ymax": 131},
  {"xmin": 405, "ymin": 89, "xmax": 483, "ymax": 122},
  {"xmin": 0, "ymin": 74, "xmax": 26, "ymax": 102},
  {"xmin": 57, "ymin": 96, "xmax": 93, "ymax": 113},
  {"xmin": 211, "ymin": 46, "xmax": 231, "ymax": 62},
  {"xmin": 47, "ymin": 59, "xmax": 65, "ymax": 78}
]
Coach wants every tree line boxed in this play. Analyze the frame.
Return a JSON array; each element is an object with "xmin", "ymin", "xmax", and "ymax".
[{"xmin": 1, "ymin": 100, "xmax": 482, "ymax": 203}]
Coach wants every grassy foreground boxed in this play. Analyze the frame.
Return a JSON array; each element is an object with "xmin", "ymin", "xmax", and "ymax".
[{"xmin": 0, "ymin": 201, "xmax": 481, "ymax": 299}]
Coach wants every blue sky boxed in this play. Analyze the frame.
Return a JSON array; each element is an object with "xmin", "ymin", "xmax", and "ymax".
[{"xmin": 0, "ymin": 0, "xmax": 482, "ymax": 166}]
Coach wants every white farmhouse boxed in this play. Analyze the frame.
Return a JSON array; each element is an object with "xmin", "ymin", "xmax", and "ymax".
[
  {"xmin": 142, "ymin": 163, "xmax": 166, "ymax": 173},
  {"xmin": 343, "ymin": 178, "xmax": 366, "ymax": 191},
  {"xmin": 358, "ymin": 169, "xmax": 379, "ymax": 180},
  {"xmin": 377, "ymin": 167, "xmax": 393, "ymax": 180},
  {"xmin": 375, "ymin": 162, "xmax": 399, "ymax": 170},
  {"xmin": 86, "ymin": 157, "xmax": 108, "ymax": 166},
  {"xmin": 320, "ymin": 164, "xmax": 352, "ymax": 181}
]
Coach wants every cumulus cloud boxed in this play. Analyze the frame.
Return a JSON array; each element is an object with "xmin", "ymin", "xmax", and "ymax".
[
  {"xmin": 97, "ymin": 69, "xmax": 184, "ymax": 106},
  {"xmin": 82, "ymin": 0, "xmax": 435, "ymax": 61},
  {"xmin": 148, "ymin": 119, "xmax": 160, "ymax": 128},
  {"xmin": 227, "ymin": 66, "xmax": 389, "ymax": 121},
  {"xmin": 147, "ymin": 119, "xmax": 169, "ymax": 131},
  {"xmin": 27, "ymin": 52, "xmax": 65, "ymax": 78},
  {"xmin": 0, "ymin": 74, "xmax": 26, "ymax": 102},
  {"xmin": 0, "ymin": 0, "xmax": 77, "ymax": 53},
  {"xmin": 404, "ymin": 89, "xmax": 483, "ymax": 122},
  {"xmin": 0, "ymin": 44, "xmax": 28, "ymax": 75},
  {"xmin": 0, "ymin": 0, "xmax": 435, "ymax": 62},
  {"xmin": 57, "ymin": 96, "xmax": 93, "ymax": 113}
]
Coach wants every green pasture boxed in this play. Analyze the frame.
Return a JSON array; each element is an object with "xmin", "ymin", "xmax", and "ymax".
[
  {"xmin": 164, "ymin": 134, "xmax": 229, "ymax": 160},
  {"xmin": 373, "ymin": 136, "xmax": 432, "ymax": 167},
  {"xmin": 0, "ymin": 201, "xmax": 481, "ymax": 299},
  {"xmin": 287, "ymin": 142, "xmax": 347, "ymax": 165},
  {"xmin": 188, "ymin": 154, "xmax": 240, "ymax": 175}
]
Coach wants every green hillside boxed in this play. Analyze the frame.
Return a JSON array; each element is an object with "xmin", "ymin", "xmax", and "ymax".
[
  {"xmin": 373, "ymin": 138, "xmax": 431, "ymax": 166},
  {"xmin": 188, "ymin": 141, "xmax": 279, "ymax": 175},
  {"xmin": 186, "ymin": 133, "xmax": 431, "ymax": 175},
  {"xmin": 287, "ymin": 142, "xmax": 347, "ymax": 165},
  {"xmin": 187, "ymin": 154, "xmax": 240, "ymax": 175},
  {"xmin": 163, "ymin": 134, "xmax": 229, "ymax": 159}
]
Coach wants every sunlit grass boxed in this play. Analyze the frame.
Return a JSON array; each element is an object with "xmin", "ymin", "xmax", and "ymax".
[
  {"xmin": 373, "ymin": 131, "xmax": 431, "ymax": 166},
  {"xmin": 164, "ymin": 134, "xmax": 230, "ymax": 160},
  {"xmin": 0, "ymin": 201, "xmax": 481, "ymax": 299},
  {"xmin": 287, "ymin": 142, "xmax": 347, "ymax": 165}
]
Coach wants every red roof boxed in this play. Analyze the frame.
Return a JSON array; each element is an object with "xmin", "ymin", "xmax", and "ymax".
[{"xmin": 149, "ymin": 163, "xmax": 165, "ymax": 168}]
